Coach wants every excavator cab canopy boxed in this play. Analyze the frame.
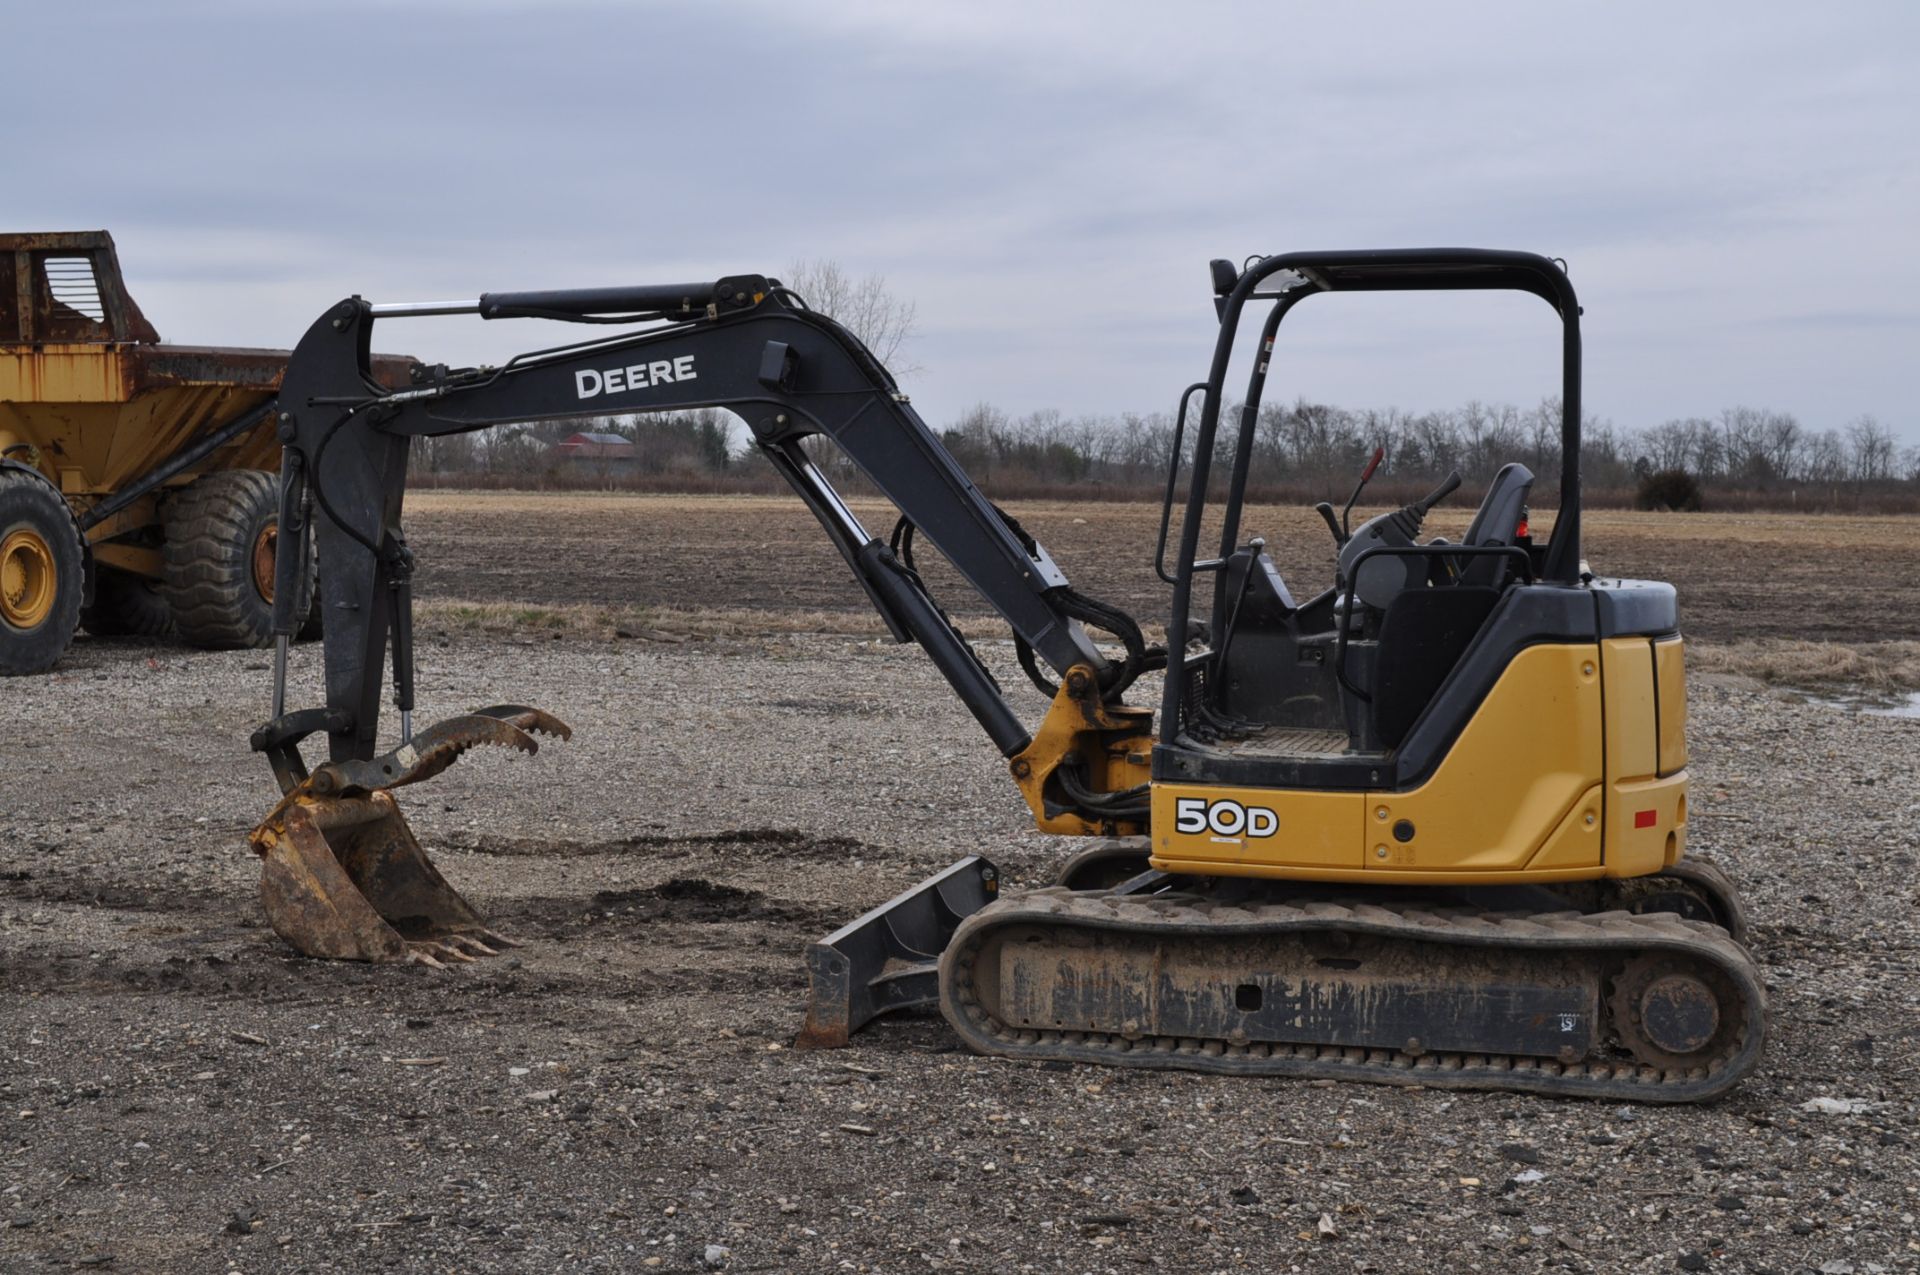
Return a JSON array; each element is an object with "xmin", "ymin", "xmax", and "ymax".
[{"xmin": 1161, "ymin": 248, "xmax": 1586, "ymax": 747}]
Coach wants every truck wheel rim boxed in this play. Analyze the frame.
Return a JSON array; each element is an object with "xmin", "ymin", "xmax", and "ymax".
[
  {"xmin": 1, "ymin": 528, "xmax": 57, "ymax": 629},
  {"xmin": 252, "ymin": 524, "xmax": 277, "ymax": 604}
]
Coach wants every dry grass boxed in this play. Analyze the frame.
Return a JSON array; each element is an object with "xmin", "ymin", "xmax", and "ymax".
[{"xmin": 1690, "ymin": 639, "xmax": 1920, "ymax": 693}]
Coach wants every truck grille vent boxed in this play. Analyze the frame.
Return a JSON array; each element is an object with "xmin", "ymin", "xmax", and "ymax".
[{"xmin": 44, "ymin": 258, "xmax": 105, "ymax": 322}]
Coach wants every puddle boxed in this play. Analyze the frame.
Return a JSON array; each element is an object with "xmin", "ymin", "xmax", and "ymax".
[{"xmin": 1800, "ymin": 690, "xmax": 1920, "ymax": 720}]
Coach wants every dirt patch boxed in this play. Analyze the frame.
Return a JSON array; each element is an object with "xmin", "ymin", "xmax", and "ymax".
[
  {"xmin": 586, "ymin": 877, "xmax": 822, "ymax": 926},
  {"xmin": 403, "ymin": 491, "xmax": 1920, "ymax": 645},
  {"xmin": 460, "ymin": 828, "xmax": 867, "ymax": 863}
]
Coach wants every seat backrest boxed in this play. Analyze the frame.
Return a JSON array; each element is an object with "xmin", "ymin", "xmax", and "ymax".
[
  {"xmin": 1457, "ymin": 462, "xmax": 1534, "ymax": 587},
  {"xmin": 1371, "ymin": 585, "xmax": 1501, "ymax": 749}
]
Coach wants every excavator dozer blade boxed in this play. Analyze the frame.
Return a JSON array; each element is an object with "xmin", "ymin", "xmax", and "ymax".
[
  {"xmin": 798, "ymin": 856, "xmax": 1001, "ymax": 1049},
  {"xmin": 248, "ymin": 706, "xmax": 571, "ymax": 967}
]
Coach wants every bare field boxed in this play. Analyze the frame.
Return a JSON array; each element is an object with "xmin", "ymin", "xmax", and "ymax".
[
  {"xmin": 403, "ymin": 491, "xmax": 1920, "ymax": 648},
  {"xmin": 4, "ymin": 492, "xmax": 1919, "ymax": 1273}
]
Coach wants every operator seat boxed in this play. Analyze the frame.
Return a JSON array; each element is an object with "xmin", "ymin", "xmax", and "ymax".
[
  {"xmin": 1457, "ymin": 462, "xmax": 1534, "ymax": 586},
  {"xmin": 1369, "ymin": 463, "xmax": 1535, "ymax": 749}
]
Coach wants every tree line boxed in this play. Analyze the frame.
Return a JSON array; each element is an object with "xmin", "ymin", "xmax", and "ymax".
[
  {"xmin": 404, "ymin": 262, "xmax": 1916, "ymax": 510},
  {"xmin": 937, "ymin": 399, "xmax": 1916, "ymax": 504},
  {"xmin": 411, "ymin": 397, "xmax": 1918, "ymax": 512}
]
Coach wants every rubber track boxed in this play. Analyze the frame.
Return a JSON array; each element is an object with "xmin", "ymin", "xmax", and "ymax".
[
  {"xmin": 160, "ymin": 469, "xmax": 276, "ymax": 649},
  {"xmin": 940, "ymin": 888, "xmax": 1766, "ymax": 1103}
]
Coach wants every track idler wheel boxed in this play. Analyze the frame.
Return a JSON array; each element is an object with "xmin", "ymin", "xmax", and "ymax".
[
  {"xmin": 248, "ymin": 705, "xmax": 570, "ymax": 966},
  {"xmin": 1608, "ymin": 953, "xmax": 1743, "ymax": 1073}
]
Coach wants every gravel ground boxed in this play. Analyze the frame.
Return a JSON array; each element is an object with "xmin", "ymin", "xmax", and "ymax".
[{"xmin": 2, "ymin": 629, "xmax": 1917, "ymax": 1274}]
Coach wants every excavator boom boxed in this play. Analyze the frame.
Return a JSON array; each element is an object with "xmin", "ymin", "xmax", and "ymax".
[{"xmin": 250, "ymin": 276, "xmax": 1155, "ymax": 970}]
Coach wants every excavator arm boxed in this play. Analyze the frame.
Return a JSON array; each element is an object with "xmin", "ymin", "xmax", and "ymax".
[
  {"xmin": 262, "ymin": 277, "xmax": 1122, "ymax": 761},
  {"xmin": 245, "ymin": 275, "xmax": 1155, "ymax": 972}
]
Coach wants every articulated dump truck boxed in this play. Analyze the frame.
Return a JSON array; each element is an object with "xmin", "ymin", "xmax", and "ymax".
[{"xmin": 0, "ymin": 231, "xmax": 411, "ymax": 675}]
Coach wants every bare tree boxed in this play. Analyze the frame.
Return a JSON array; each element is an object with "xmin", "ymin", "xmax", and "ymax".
[
  {"xmin": 1804, "ymin": 429, "xmax": 1847, "ymax": 483},
  {"xmin": 1760, "ymin": 410, "xmax": 1802, "ymax": 481},
  {"xmin": 1847, "ymin": 414, "xmax": 1897, "ymax": 482},
  {"xmin": 781, "ymin": 259, "xmax": 920, "ymax": 370}
]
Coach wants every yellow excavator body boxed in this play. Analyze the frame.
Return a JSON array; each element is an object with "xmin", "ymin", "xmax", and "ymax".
[{"xmin": 1149, "ymin": 639, "xmax": 1688, "ymax": 884}]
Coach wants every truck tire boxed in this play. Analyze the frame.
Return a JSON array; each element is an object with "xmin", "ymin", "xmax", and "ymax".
[
  {"xmin": 161, "ymin": 469, "xmax": 302, "ymax": 650},
  {"xmin": 82, "ymin": 566, "xmax": 177, "ymax": 638},
  {"xmin": 0, "ymin": 468, "xmax": 86, "ymax": 676}
]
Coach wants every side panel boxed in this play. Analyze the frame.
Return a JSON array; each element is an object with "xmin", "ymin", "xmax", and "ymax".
[
  {"xmin": 1365, "ymin": 644, "xmax": 1602, "ymax": 875},
  {"xmin": 1149, "ymin": 783, "xmax": 1362, "ymax": 872},
  {"xmin": 1602, "ymin": 637, "xmax": 1657, "ymax": 781},
  {"xmin": 1605, "ymin": 774, "xmax": 1687, "ymax": 877},
  {"xmin": 1150, "ymin": 644, "xmax": 1606, "ymax": 883},
  {"xmin": 1604, "ymin": 634, "xmax": 1689, "ymax": 877},
  {"xmin": 1655, "ymin": 636, "xmax": 1687, "ymax": 775}
]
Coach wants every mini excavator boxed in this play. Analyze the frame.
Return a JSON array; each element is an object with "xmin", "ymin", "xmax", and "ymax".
[{"xmin": 248, "ymin": 249, "xmax": 1765, "ymax": 1102}]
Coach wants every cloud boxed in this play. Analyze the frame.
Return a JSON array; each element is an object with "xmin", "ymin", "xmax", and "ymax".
[{"xmin": 6, "ymin": 0, "xmax": 1915, "ymax": 440}]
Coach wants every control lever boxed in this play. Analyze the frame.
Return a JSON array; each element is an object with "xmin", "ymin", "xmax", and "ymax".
[
  {"xmin": 1340, "ymin": 446, "xmax": 1386, "ymax": 540},
  {"xmin": 1410, "ymin": 469, "xmax": 1463, "ymax": 520},
  {"xmin": 1313, "ymin": 501, "xmax": 1344, "ymax": 545}
]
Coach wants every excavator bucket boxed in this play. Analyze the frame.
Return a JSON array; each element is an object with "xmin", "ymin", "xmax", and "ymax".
[{"xmin": 248, "ymin": 706, "xmax": 570, "ymax": 966}]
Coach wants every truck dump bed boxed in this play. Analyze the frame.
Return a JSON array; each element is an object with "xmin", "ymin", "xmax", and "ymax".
[{"xmin": 0, "ymin": 230, "xmax": 412, "ymax": 675}]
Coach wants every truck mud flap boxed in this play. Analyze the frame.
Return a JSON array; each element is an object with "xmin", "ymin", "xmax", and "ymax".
[{"xmin": 798, "ymin": 856, "xmax": 1000, "ymax": 1048}]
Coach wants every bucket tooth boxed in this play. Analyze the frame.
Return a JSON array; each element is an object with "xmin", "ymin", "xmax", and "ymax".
[
  {"xmin": 468, "ymin": 704, "xmax": 574, "ymax": 742},
  {"xmin": 248, "ymin": 706, "xmax": 570, "ymax": 965}
]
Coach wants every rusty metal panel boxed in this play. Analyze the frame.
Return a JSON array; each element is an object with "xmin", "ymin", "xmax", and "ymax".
[
  {"xmin": 0, "ymin": 347, "xmax": 125, "ymax": 403},
  {"xmin": 1, "ymin": 232, "xmax": 160, "ymax": 344},
  {"xmin": 122, "ymin": 345, "xmax": 290, "ymax": 392},
  {"xmin": 2, "ymin": 351, "xmax": 413, "ymax": 497},
  {"xmin": 0, "ymin": 232, "xmax": 121, "ymax": 252},
  {"xmin": 0, "ymin": 253, "xmax": 16, "ymax": 343}
]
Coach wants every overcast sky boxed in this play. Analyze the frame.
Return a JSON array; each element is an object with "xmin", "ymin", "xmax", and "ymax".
[{"xmin": 10, "ymin": 1, "xmax": 1917, "ymax": 442}]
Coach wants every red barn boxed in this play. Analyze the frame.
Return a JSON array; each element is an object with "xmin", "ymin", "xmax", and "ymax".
[{"xmin": 552, "ymin": 431, "xmax": 635, "ymax": 461}]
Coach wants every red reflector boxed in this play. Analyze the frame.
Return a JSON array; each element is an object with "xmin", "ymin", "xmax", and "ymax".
[
  {"xmin": 1634, "ymin": 809, "xmax": 1658, "ymax": 829},
  {"xmin": 1516, "ymin": 518, "xmax": 1530, "ymax": 538}
]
